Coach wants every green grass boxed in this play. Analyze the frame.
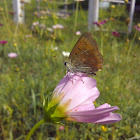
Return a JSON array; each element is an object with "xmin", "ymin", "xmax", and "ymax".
[{"xmin": 0, "ymin": 0, "xmax": 140, "ymax": 139}]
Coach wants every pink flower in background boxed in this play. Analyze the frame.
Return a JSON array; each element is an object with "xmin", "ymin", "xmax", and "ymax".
[
  {"xmin": 74, "ymin": 0, "xmax": 85, "ymax": 1},
  {"xmin": 52, "ymin": 24, "xmax": 64, "ymax": 29},
  {"xmin": 8, "ymin": 52, "xmax": 18, "ymax": 58},
  {"xmin": 0, "ymin": 24, "xmax": 3, "ymax": 26},
  {"xmin": 45, "ymin": 73, "xmax": 121, "ymax": 124},
  {"xmin": 112, "ymin": 31, "xmax": 120, "ymax": 37},
  {"xmin": 59, "ymin": 125, "xmax": 65, "ymax": 130},
  {"xmin": 32, "ymin": 21, "xmax": 39, "ymax": 26},
  {"xmin": 0, "ymin": 40, "xmax": 7, "ymax": 46},
  {"xmin": 93, "ymin": 20, "xmax": 107, "ymax": 27},
  {"xmin": 47, "ymin": 27, "xmax": 53, "ymax": 33},
  {"xmin": 76, "ymin": 31, "xmax": 82, "ymax": 35},
  {"xmin": 134, "ymin": 25, "xmax": 140, "ymax": 31}
]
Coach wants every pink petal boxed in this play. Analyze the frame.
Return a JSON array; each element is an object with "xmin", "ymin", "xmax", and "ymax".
[
  {"xmin": 93, "ymin": 113, "xmax": 122, "ymax": 124},
  {"xmin": 68, "ymin": 106, "xmax": 119, "ymax": 116},
  {"xmin": 95, "ymin": 103, "xmax": 111, "ymax": 109},
  {"xmin": 54, "ymin": 72, "xmax": 100, "ymax": 111},
  {"xmin": 71, "ymin": 102, "xmax": 95, "ymax": 111},
  {"xmin": 67, "ymin": 106, "xmax": 121, "ymax": 124}
]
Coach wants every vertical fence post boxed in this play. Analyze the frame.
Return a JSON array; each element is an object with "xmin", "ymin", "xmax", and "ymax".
[
  {"xmin": 64, "ymin": 0, "xmax": 68, "ymax": 11},
  {"xmin": 13, "ymin": 0, "xmax": 25, "ymax": 24},
  {"xmin": 72, "ymin": 0, "xmax": 75, "ymax": 12},
  {"xmin": 128, "ymin": 0, "xmax": 136, "ymax": 34},
  {"xmin": 36, "ymin": 0, "xmax": 40, "ymax": 12},
  {"xmin": 88, "ymin": 0, "xmax": 99, "ymax": 30}
]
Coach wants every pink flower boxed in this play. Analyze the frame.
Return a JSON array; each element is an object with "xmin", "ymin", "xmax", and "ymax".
[
  {"xmin": 8, "ymin": 52, "xmax": 18, "ymax": 58},
  {"xmin": 59, "ymin": 125, "xmax": 65, "ymax": 130},
  {"xmin": 32, "ymin": 21, "xmax": 39, "ymax": 26},
  {"xmin": 0, "ymin": 24, "xmax": 3, "ymax": 26},
  {"xmin": 74, "ymin": 0, "xmax": 85, "ymax": 1},
  {"xmin": 112, "ymin": 31, "xmax": 120, "ymax": 37},
  {"xmin": 52, "ymin": 24, "xmax": 64, "ymax": 29},
  {"xmin": 93, "ymin": 20, "xmax": 107, "ymax": 27},
  {"xmin": 75, "ymin": 31, "xmax": 82, "ymax": 35},
  {"xmin": 134, "ymin": 25, "xmax": 140, "ymax": 31},
  {"xmin": 0, "ymin": 40, "xmax": 7, "ymax": 46},
  {"xmin": 44, "ymin": 73, "xmax": 121, "ymax": 124}
]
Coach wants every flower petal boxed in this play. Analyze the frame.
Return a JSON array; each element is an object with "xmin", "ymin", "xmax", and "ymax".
[
  {"xmin": 54, "ymin": 73, "xmax": 100, "ymax": 111},
  {"xmin": 95, "ymin": 103, "xmax": 111, "ymax": 109},
  {"xmin": 93, "ymin": 113, "xmax": 122, "ymax": 124},
  {"xmin": 67, "ymin": 105, "xmax": 121, "ymax": 124},
  {"xmin": 68, "ymin": 106, "xmax": 119, "ymax": 116},
  {"xmin": 71, "ymin": 102, "xmax": 95, "ymax": 111}
]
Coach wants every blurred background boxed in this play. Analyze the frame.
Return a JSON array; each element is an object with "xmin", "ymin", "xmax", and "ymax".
[{"xmin": 0, "ymin": 0, "xmax": 140, "ymax": 139}]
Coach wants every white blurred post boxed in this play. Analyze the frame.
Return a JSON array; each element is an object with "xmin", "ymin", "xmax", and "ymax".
[
  {"xmin": 88, "ymin": 0, "xmax": 99, "ymax": 30},
  {"xmin": 64, "ymin": 0, "xmax": 68, "ymax": 11},
  {"xmin": 13, "ymin": 0, "xmax": 25, "ymax": 24},
  {"xmin": 36, "ymin": 0, "xmax": 40, "ymax": 12},
  {"xmin": 72, "ymin": 0, "xmax": 75, "ymax": 12},
  {"xmin": 128, "ymin": 0, "xmax": 136, "ymax": 34}
]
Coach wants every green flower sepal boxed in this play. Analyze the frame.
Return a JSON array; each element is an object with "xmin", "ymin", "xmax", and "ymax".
[{"xmin": 43, "ymin": 92, "xmax": 67, "ymax": 124}]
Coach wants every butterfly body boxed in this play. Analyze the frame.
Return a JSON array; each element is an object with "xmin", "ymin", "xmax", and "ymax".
[{"xmin": 65, "ymin": 32, "xmax": 103, "ymax": 75}]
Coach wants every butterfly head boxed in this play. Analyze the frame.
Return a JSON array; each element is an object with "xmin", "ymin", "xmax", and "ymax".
[{"xmin": 64, "ymin": 60, "xmax": 73, "ymax": 72}]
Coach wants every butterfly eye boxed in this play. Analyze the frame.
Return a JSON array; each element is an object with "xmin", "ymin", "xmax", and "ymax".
[{"xmin": 64, "ymin": 62, "xmax": 67, "ymax": 66}]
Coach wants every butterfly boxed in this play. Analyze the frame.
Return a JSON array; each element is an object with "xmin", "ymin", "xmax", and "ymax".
[{"xmin": 64, "ymin": 32, "xmax": 103, "ymax": 75}]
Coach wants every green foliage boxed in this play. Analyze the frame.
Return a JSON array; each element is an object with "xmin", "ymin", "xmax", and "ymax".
[
  {"xmin": 0, "ymin": 0, "xmax": 140, "ymax": 139},
  {"xmin": 43, "ymin": 96, "xmax": 65, "ymax": 123}
]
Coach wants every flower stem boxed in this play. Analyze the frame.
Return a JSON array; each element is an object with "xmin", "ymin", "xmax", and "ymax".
[
  {"xmin": 25, "ymin": 119, "xmax": 45, "ymax": 140},
  {"xmin": 4, "ymin": 0, "xmax": 9, "ymax": 19},
  {"xmin": 100, "ymin": 28, "xmax": 103, "ymax": 55},
  {"xmin": 127, "ymin": 31, "xmax": 137, "ymax": 57}
]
